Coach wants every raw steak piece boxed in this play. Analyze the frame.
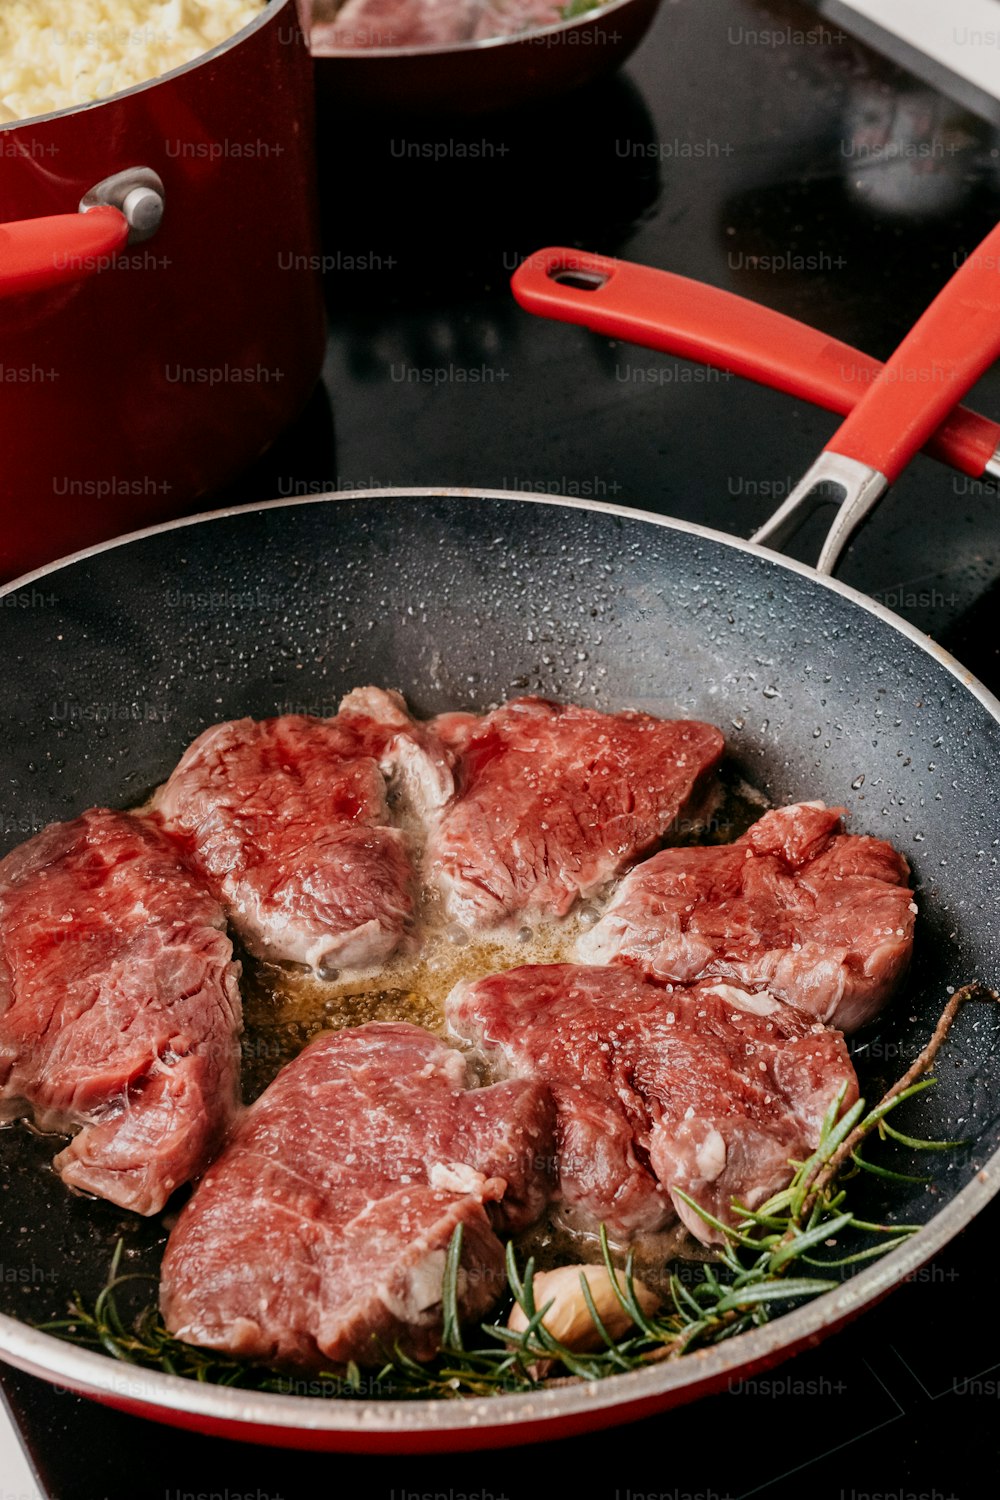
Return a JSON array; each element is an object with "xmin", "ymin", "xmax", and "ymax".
[
  {"xmin": 312, "ymin": 0, "xmax": 567, "ymax": 51},
  {"xmin": 579, "ymin": 802, "xmax": 915, "ymax": 1033},
  {"xmin": 154, "ymin": 690, "xmax": 452, "ymax": 973},
  {"xmin": 0, "ymin": 809, "xmax": 242, "ymax": 1215},
  {"xmin": 337, "ymin": 686, "xmax": 454, "ymax": 828},
  {"xmin": 315, "ymin": 0, "xmax": 477, "ymax": 48},
  {"xmin": 426, "ymin": 698, "xmax": 724, "ymax": 931},
  {"xmin": 447, "ymin": 964, "xmax": 857, "ymax": 1245},
  {"xmin": 160, "ymin": 1022, "xmax": 555, "ymax": 1369}
]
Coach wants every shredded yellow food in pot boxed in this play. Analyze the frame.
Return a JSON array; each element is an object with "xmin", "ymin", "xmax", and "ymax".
[{"xmin": 0, "ymin": 0, "xmax": 268, "ymax": 124}]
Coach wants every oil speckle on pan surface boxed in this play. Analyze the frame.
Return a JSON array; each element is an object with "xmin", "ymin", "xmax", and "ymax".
[{"xmin": 0, "ymin": 488, "xmax": 998, "ymax": 1441}]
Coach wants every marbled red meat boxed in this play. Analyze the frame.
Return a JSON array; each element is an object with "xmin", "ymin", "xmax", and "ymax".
[
  {"xmin": 160, "ymin": 1022, "xmax": 555, "ymax": 1367},
  {"xmin": 153, "ymin": 689, "xmax": 453, "ymax": 973},
  {"xmin": 447, "ymin": 963, "xmax": 857, "ymax": 1245},
  {"xmin": 312, "ymin": 0, "xmax": 570, "ymax": 51},
  {"xmin": 0, "ymin": 808, "xmax": 242, "ymax": 1215},
  {"xmin": 426, "ymin": 698, "xmax": 724, "ymax": 932},
  {"xmin": 580, "ymin": 802, "xmax": 915, "ymax": 1032}
]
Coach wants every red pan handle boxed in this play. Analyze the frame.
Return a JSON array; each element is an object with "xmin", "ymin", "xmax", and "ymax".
[
  {"xmin": 510, "ymin": 248, "xmax": 1000, "ymax": 481},
  {"xmin": 0, "ymin": 167, "xmax": 165, "ymax": 302},
  {"xmin": 825, "ymin": 225, "xmax": 1000, "ymax": 482},
  {"xmin": 0, "ymin": 207, "xmax": 130, "ymax": 300},
  {"xmin": 764, "ymin": 220, "xmax": 1000, "ymax": 571}
]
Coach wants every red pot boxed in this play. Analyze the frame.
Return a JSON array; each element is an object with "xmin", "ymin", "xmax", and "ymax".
[{"xmin": 0, "ymin": 0, "xmax": 325, "ymax": 581}]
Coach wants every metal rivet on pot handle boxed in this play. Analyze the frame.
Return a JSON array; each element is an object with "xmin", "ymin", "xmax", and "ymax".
[
  {"xmin": 0, "ymin": 166, "xmax": 165, "ymax": 300},
  {"xmin": 79, "ymin": 167, "xmax": 165, "ymax": 245}
]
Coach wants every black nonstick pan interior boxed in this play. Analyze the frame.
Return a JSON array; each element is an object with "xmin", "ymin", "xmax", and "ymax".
[{"xmin": 1, "ymin": 488, "xmax": 998, "ymax": 1445}]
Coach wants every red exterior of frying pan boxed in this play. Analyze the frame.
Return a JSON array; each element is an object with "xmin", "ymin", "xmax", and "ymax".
[
  {"xmin": 24, "ymin": 1282, "xmax": 876, "ymax": 1451},
  {"xmin": 0, "ymin": 0, "xmax": 325, "ymax": 581}
]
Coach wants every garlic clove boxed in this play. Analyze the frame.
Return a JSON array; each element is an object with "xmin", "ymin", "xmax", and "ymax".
[{"xmin": 507, "ymin": 1263, "xmax": 659, "ymax": 1352}]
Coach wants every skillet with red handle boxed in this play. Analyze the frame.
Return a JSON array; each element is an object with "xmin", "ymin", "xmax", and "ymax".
[{"xmin": 1, "ymin": 223, "xmax": 1000, "ymax": 1451}]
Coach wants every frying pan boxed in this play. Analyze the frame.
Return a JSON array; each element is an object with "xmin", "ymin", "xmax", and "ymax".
[{"xmin": 2, "ymin": 230, "xmax": 1000, "ymax": 1453}]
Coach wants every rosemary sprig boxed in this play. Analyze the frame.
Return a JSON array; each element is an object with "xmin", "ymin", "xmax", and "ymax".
[{"xmin": 35, "ymin": 983, "xmax": 994, "ymax": 1399}]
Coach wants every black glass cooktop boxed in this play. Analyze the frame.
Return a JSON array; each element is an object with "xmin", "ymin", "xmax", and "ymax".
[{"xmin": 4, "ymin": 0, "xmax": 1000, "ymax": 1493}]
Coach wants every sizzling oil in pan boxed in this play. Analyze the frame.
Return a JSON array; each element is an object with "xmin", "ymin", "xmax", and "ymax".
[
  {"xmin": 239, "ymin": 762, "xmax": 766, "ymax": 1100},
  {"xmin": 236, "ymin": 765, "xmax": 767, "ymax": 1280}
]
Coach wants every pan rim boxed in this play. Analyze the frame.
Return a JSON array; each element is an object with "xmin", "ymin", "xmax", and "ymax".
[
  {"xmin": 1, "ymin": 483, "xmax": 998, "ymax": 1437},
  {"xmin": 4, "ymin": 482, "xmax": 998, "ymax": 730}
]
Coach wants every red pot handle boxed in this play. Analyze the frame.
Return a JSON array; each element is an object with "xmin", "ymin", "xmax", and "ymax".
[
  {"xmin": 0, "ymin": 206, "xmax": 129, "ymax": 299},
  {"xmin": 510, "ymin": 247, "xmax": 1000, "ymax": 481},
  {"xmin": 0, "ymin": 167, "xmax": 164, "ymax": 301}
]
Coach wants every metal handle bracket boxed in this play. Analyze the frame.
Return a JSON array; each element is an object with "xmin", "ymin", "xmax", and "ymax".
[
  {"xmin": 80, "ymin": 167, "xmax": 165, "ymax": 245},
  {"xmin": 750, "ymin": 452, "xmax": 889, "ymax": 576}
]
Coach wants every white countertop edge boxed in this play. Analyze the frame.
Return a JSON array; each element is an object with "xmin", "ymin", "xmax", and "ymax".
[{"xmin": 0, "ymin": 1393, "xmax": 44, "ymax": 1500}]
